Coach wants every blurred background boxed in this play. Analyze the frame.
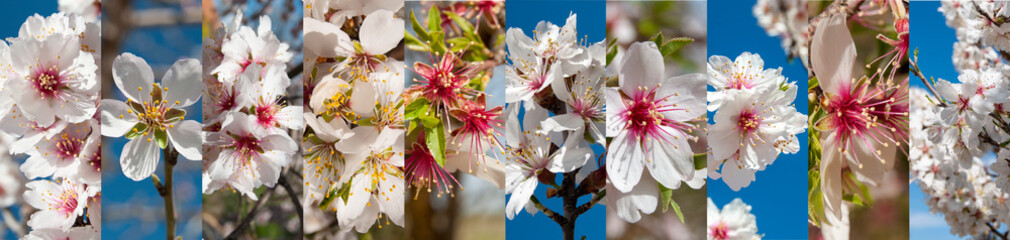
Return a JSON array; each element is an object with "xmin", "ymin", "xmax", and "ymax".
[
  {"xmin": 706, "ymin": 0, "xmax": 809, "ymax": 239},
  {"xmin": 403, "ymin": 1, "xmax": 506, "ymax": 239},
  {"xmin": 605, "ymin": 1, "xmax": 708, "ymax": 239},
  {"xmin": 101, "ymin": 0, "xmax": 203, "ymax": 239},
  {"xmin": 200, "ymin": 0, "xmax": 304, "ymax": 239},
  {"xmin": 504, "ymin": 0, "xmax": 606, "ymax": 239}
]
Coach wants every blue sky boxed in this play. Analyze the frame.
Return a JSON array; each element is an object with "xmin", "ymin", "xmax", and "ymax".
[
  {"xmin": 505, "ymin": 0, "xmax": 606, "ymax": 239},
  {"xmin": 907, "ymin": 2, "xmax": 971, "ymax": 239},
  {"xmin": 707, "ymin": 0, "xmax": 809, "ymax": 239},
  {"xmin": 102, "ymin": 1, "xmax": 204, "ymax": 239}
]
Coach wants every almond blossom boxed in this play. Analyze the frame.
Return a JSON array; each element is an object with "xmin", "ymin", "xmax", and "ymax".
[
  {"xmin": 605, "ymin": 41, "xmax": 704, "ymax": 193},
  {"xmin": 706, "ymin": 198, "xmax": 761, "ymax": 240},
  {"xmin": 706, "ymin": 52, "xmax": 807, "ymax": 191},
  {"xmin": 101, "ymin": 53, "xmax": 203, "ymax": 181},
  {"xmin": 23, "ymin": 179, "xmax": 90, "ymax": 231},
  {"xmin": 205, "ymin": 112, "xmax": 296, "ymax": 200}
]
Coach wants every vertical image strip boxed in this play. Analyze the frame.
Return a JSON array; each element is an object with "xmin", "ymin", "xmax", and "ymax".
[
  {"xmin": 505, "ymin": 0, "xmax": 606, "ymax": 239},
  {"xmin": 908, "ymin": 1, "xmax": 1010, "ymax": 239},
  {"xmin": 403, "ymin": 1, "xmax": 507, "ymax": 239},
  {"xmin": 301, "ymin": 0, "xmax": 407, "ymax": 238},
  {"xmin": 0, "ymin": 0, "xmax": 101, "ymax": 239},
  {"xmin": 706, "ymin": 0, "xmax": 809, "ymax": 239},
  {"xmin": 201, "ymin": 0, "xmax": 305, "ymax": 239},
  {"xmin": 100, "ymin": 0, "xmax": 204, "ymax": 239},
  {"xmin": 605, "ymin": 1, "xmax": 708, "ymax": 239},
  {"xmin": 807, "ymin": 0, "xmax": 909, "ymax": 239}
]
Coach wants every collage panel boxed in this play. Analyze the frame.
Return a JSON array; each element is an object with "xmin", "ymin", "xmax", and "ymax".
[
  {"xmin": 503, "ymin": 0, "xmax": 606, "ymax": 239},
  {"xmin": 201, "ymin": 0, "xmax": 305, "ymax": 239},
  {"xmin": 301, "ymin": 0, "xmax": 406, "ymax": 239},
  {"xmin": 908, "ymin": 1, "xmax": 1010, "ymax": 239},
  {"xmin": 605, "ymin": 1, "xmax": 708, "ymax": 239},
  {"xmin": 403, "ymin": 1, "xmax": 506, "ymax": 239},
  {"xmin": 100, "ymin": 0, "xmax": 203, "ymax": 239},
  {"xmin": 0, "ymin": 1, "xmax": 102, "ymax": 239},
  {"xmin": 807, "ymin": 0, "xmax": 909, "ymax": 239},
  {"xmin": 706, "ymin": 0, "xmax": 808, "ymax": 239}
]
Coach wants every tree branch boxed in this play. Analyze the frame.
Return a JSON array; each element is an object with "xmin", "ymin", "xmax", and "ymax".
[
  {"xmin": 528, "ymin": 195, "xmax": 565, "ymax": 226},
  {"xmin": 987, "ymin": 222, "xmax": 1008, "ymax": 240},
  {"xmin": 574, "ymin": 191, "xmax": 605, "ymax": 216},
  {"xmin": 277, "ymin": 172, "xmax": 304, "ymax": 239},
  {"xmin": 224, "ymin": 187, "xmax": 275, "ymax": 240},
  {"xmin": 909, "ymin": 56, "xmax": 945, "ymax": 107},
  {"xmin": 159, "ymin": 146, "xmax": 178, "ymax": 240}
]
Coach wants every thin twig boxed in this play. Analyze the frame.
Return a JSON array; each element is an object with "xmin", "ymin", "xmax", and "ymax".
[
  {"xmin": 277, "ymin": 173, "xmax": 304, "ymax": 238},
  {"xmin": 288, "ymin": 62, "xmax": 303, "ymax": 79},
  {"xmin": 987, "ymin": 222, "xmax": 1008, "ymax": 240},
  {"xmin": 224, "ymin": 187, "xmax": 275, "ymax": 240},
  {"xmin": 528, "ymin": 195, "xmax": 565, "ymax": 226},
  {"xmin": 574, "ymin": 191, "xmax": 606, "ymax": 216},
  {"xmin": 160, "ymin": 146, "xmax": 178, "ymax": 240},
  {"xmin": 909, "ymin": 57, "xmax": 944, "ymax": 107}
]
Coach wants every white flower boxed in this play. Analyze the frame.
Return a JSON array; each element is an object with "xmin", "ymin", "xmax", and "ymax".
[
  {"xmin": 234, "ymin": 64, "xmax": 303, "ymax": 133},
  {"xmin": 19, "ymin": 121, "xmax": 98, "ymax": 180},
  {"xmin": 707, "ymin": 53, "xmax": 807, "ymax": 190},
  {"xmin": 326, "ymin": 0, "xmax": 403, "ymax": 26},
  {"xmin": 24, "ymin": 225, "xmax": 99, "ymax": 240},
  {"xmin": 935, "ymin": 69, "xmax": 1009, "ymax": 158},
  {"xmin": 504, "ymin": 103, "xmax": 593, "ymax": 220},
  {"xmin": 102, "ymin": 53, "xmax": 203, "ymax": 181},
  {"xmin": 302, "ymin": 112, "xmax": 354, "ymax": 205},
  {"xmin": 504, "ymin": 27, "xmax": 562, "ymax": 103},
  {"xmin": 23, "ymin": 179, "xmax": 89, "ymax": 230},
  {"xmin": 213, "ymin": 14, "xmax": 294, "ymax": 85},
  {"xmin": 706, "ymin": 52, "xmax": 784, "ymax": 111},
  {"xmin": 993, "ymin": 151, "xmax": 1010, "ymax": 192},
  {"xmin": 6, "ymin": 24, "xmax": 97, "ymax": 126},
  {"xmin": 303, "ymin": 10, "xmax": 403, "ymax": 76},
  {"xmin": 706, "ymin": 198, "xmax": 760, "ymax": 240},
  {"xmin": 542, "ymin": 41, "xmax": 607, "ymax": 145},
  {"xmin": 205, "ymin": 112, "xmax": 296, "ymax": 200},
  {"xmin": 331, "ymin": 126, "xmax": 404, "ymax": 232},
  {"xmin": 605, "ymin": 41, "xmax": 704, "ymax": 193}
]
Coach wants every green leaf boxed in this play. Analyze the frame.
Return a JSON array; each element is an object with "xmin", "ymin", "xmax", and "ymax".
[
  {"xmin": 447, "ymin": 37, "xmax": 472, "ymax": 53},
  {"xmin": 425, "ymin": 123, "xmax": 447, "ymax": 166},
  {"xmin": 429, "ymin": 30, "xmax": 447, "ymax": 56},
  {"xmin": 670, "ymin": 199, "xmax": 685, "ymax": 223},
  {"xmin": 445, "ymin": 10, "xmax": 482, "ymax": 46},
  {"xmin": 154, "ymin": 127, "xmax": 168, "ymax": 149},
  {"xmin": 650, "ymin": 32, "xmax": 664, "ymax": 47},
  {"xmin": 254, "ymin": 222, "xmax": 287, "ymax": 238},
  {"xmin": 693, "ymin": 153, "xmax": 706, "ymax": 170},
  {"xmin": 125, "ymin": 123, "xmax": 148, "ymax": 139},
  {"xmin": 405, "ymin": 99, "xmax": 430, "ymax": 121},
  {"xmin": 409, "ymin": 10, "xmax": 430, "ymax": 42},
  {"xmin": 405, "ymin": 32, "xmax": 429, "ymax": 52},
  {"xmin": 659, "ymin": 184, "xmax": 673, "ymax": 212},
  {"xmin": 419, "ymin": 115, "xmax": 440, "ymax": 128},
  {"xmin": 659, "ymin": 37, "xmax": 693, "ymax": 57},
  {"xmin": 427, "ymin": 5, "xmax": 442, "ymax": 33},
  {"xmin": 606, "ymin": 39, "xmax": 619, "ymax": 66}
]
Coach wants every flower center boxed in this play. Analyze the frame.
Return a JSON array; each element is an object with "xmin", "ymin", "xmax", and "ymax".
[
  {"xmin": 31, "ymin": 65, "xmax": 63, "ymax": 99},
  {"xmin": 45, "ymin": 183, "xmax": 79, "ymax": 215},
  {"xmin": 737, "ymin": 109, "xmax": 762, "ymax": 134},
  {"xmin": 255, "ymin": 103, "xmax": 279, "ymax": 128},
  {"xmin": 710, "ymin": 222, "xmax": 729, "ymax": 240},
  {"xmin": 230, "ymin": 133, "xmax": 263, "ymax": 161},
  {"xmin": 54, "ymin": 133, "xmax": 85, "ymax": 162},
  {"xmin": 450, "ymin": 102, "xmax": 505, "ymax": 173}
]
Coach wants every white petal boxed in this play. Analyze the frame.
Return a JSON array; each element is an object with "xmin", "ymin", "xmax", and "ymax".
[
  {"xmin": 658, "ymin": 73, "xmax": 707, "ymax": 122},
  {"xmin": 820, "ymin": 134, "xmax": 844, "ymax": 219},
  {"xmin": 360, "ymin": 10, "xmax": 404, "ymax": 55},
  {"xmin": 619, "ymin": 41, "xmax": 664, "ymax": 94},
  {"xmin": 168, "ymin": 120, "xmax": 203, "ymax": 161},
  {"xmin": 541, "ymin": 113, "xmax": 584, "ymax": 132},
  {"xmin": 120, "ymin": 137, "xmax": 159, "ymax": 181},
  {"xmin": 645, "ymin": 134, "xmax": 693, "ymax": 189},
  {"xmin": 505, "ymin": 177, "xmax": 537, "ymax": 220},
  {"xmin": 162, "ymin": 58, "xmax": 202, "ymax": 108},
  {"xmin": 113, "ymin": 52, "xmax": 155, "ymax": 103},
  {"xmin": 604, "ymin": 88, "xmax": 625, "ymax": 137},
  {"xmin": 100, "ymin": 99, "xmax": 139, "ymax": 137},
  {"xmin": 810, "ymin": 13, "xmax": 856, "ymax": 96},
  {"xmin": 606, "ymin": 129, "xmax": 645, "ymax": 193},
  {"xmin": 612, "ymin": 174, "xmax": 658, "ymax": 223}
]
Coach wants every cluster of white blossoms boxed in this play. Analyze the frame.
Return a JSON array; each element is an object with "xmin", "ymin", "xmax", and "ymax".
[
  {"xmin": 910, "ymin": 88, "xmax": 1010, "ymax": 238},
  {"xmin": 201, "ymin": 10, "xmax": 300, "ymax": 200},
  {"xmin": 0, "ymin": 6, "xmax": 101, "ymax": 239},
  {"xmin": 753, "ymin": 0, "xmax": 808, "ymax": 63},
  {"xmin": 905, "ymin": 1, "xmax": 1010, "ymax": 237},
  {"xmin": 605, "ymin": 41, "xmax": 706, "ymax": 223},
  {"xmin": 303, "ymin": 0, "xmax": 406, "ymax": 232},
  {"xmin": 706, "ymin": 52, "xmax": 807, "ymax": 191},
  {"xmin": 504, "ymin": 13, "xmax": 601, "ymax": 220},
  {"xmin": 706, "ymin": 198, "xmax": 761, "ymax": 240}
]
